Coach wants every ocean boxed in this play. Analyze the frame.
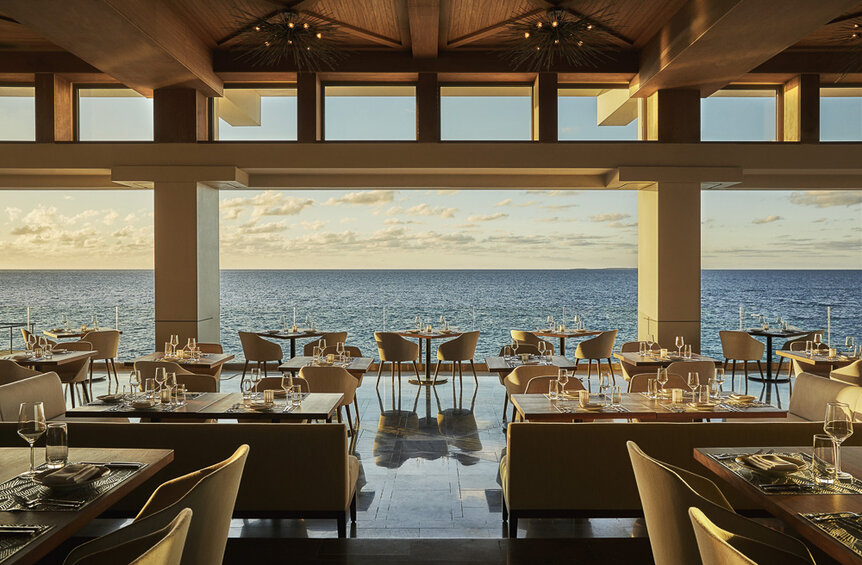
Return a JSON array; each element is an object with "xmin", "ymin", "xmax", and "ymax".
[{"xmin": 1, "ymin": 269, "xmax": 859, "ymax": 361}]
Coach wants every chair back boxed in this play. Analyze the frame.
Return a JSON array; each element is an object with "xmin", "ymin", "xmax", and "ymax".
[
  {"xmin": 627, "ymin": 372, "xmax": 688, "ymax": 393},
  {"xmin": 321, "ymin": 345, "xmax": 363, "ymax": 357},
  {"xmin": 719, "ymin": 331, "xmax": 764, "ymax": 362},
  {"xmin": 780, "ymin": 331, "xmax": 824, "ymax": 351},
  {"xmin": 0, "ymin": 372, "xmax": 66, "ymax": 420},
  {"xmin": 666, "ymin": 361, "xmax": 715, "ymax": 384},
  {"xmin": 374, "ymin": 332, "xmax": 418, "ymax": 362},
  {"xmin": 790, "ymin": 372, "xmax": 862, "ymax": 422},
  {"xmin": 21, "ymin": 328, "xmax": 57, "ymax": 348},
  {"xmin": 789, "ymin": 341, "xmax": 828, "ymax": 352},
  {"xmin": 135, "ymin": 361, "xmax": 188, "ymax": 381},
  {"xmin": 525, "ymin": 375, "xmax": 585, "ymax": 394},
  {"xmin": 303, "ymin": 332, "xmax": 348, "ymax": 356},
  {"xmin": 196, "ymin": 343, "xmax": 223, "ymax": 354},
  {"xmin": 510, "ymin": 331, "xmax": 554, "ymax": 354},
  {"xmin": 134, "ymin": 445, "xmax": 249, "ymax": 565},
  {"xmin": 257, "ymin": 376, "xmax": 309, "ymax": 393},
  {"xmin": 574, "ymin": 330, "xmax": 618, "ymax": 359},
  {"xmin": 64, "ymin": 507, "xmax": 192, "ymax": 565},
  {"xmin": 0, "ymin": 359, "xmax": 40, "ymax": 385},
  {"xmin": 238, "ymin": 332, "xmax": 282, "ymax": 362},
  {"xmin": 498, "ymin": 343, "xmax": 540, "ymax": 356},
  {"xmin": 618, "ymin": 341, "xmax": 641, "ymax": 380},
  {"xmin": 831, "ymin": 359, "xmax": 862, "ymax": 386},
  {"xmin": 134, "ymin": 361, "xmax": 216, "ymax": 393},
  {"xmin": 81, "ymin": 330, "xmax": 120, "ymax": 358},
  {"xmin": 299, "ymin": 366, "xmax": 358, "ymax": 405},
  {"xmin": 53, "ymin": 341, "xmax": 93, "ymax": 385},
  {"xmin": 437, "ymin": 331, "xmax": 480, "ymax": 361},
  {"xmin": 688, "ymin": 507, "xmax": 815, "ymax": 565},
  {"xmin": 503, "ymin": 365, "xmax": 559, "ymax": 397}
]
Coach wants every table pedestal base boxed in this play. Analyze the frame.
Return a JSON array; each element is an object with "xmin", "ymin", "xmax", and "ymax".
[{"xmin": 409, "ymin": 378, "xmax": 448, "ymax": 386}]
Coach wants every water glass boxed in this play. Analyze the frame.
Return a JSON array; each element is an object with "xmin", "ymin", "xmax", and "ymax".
[
  {"xmin": 242, "ymin": 380, "xmax": 254, "ymax": 407},
  {"xmin": 697, "ymin": 384, "xmax": 710, "ymax": 404},
  {"xmin": 128, "ymin": 370, "xmax": 140, "ymax": 398},
  {"xmin": 548, "ymin": 379, "xmax": 559, "ymax": 400},
  {"xmin": 45, "ymin": 422, "xmax": 68, "ymax": 470},
  {"xmin": 558, "ymin": 369, "xmax": 569, "ymax": 395},
  {"xmin": 647, "ymin": 378, "xmax": 659, "ymax": 398},
  {"xmin": 175, "ymin": 384, "xmax": 186, "ymax": 406},
  {"xmin": 44, "ymin": 344, "xmax": 53, "ymax": 360},
  {"xmin": 639, "ymin": 341, "xmax": 647, "ymax": 356},
  {"xmin": 164, "ymin": 341, "xmax": 172, "ymax": 357},
  {"xmin": 812, "ymin": 434, "xmax": 835, "ymax": 484},
  {"xmin": 671, "ymin": 389, "xmax": 683, "ymax": 403},
  {"xmin": 683, "ymin": 344, "xmax": 692, "ymax": 359},
  {"xmin": 610, "ymin": 386, "xmax": 622, "ymax": 407},
  {"xmin": 144, "ymin": 378, "xmax": 157, "ymax": 401},
  {"xmin": 290, "ymin": 385, "xmax": 303, "ymax": 408},
  {"xmin": 312, "ymin": 346, "xmax": 323, "ymax": 363},
  {"xmin": 17, "ymin": 402, "xmax": 46, "ymax": 477}
]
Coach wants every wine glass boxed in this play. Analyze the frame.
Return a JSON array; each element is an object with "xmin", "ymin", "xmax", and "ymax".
[
  {"xmin": 547, "ymin": 315, "xmax": 554, "ymax": 330},
  {"xmin": 336, "ymin": 341, "xmax": 345, "ymax": 361},
  {"xmin": 846, "ymin": 336, "xmax": 856, "ymax": 354},
  {"xmin": 813, "ymin": 333, "xmax": 822, "ymax": 350},
  {"xmin": 646, "ymin": 334, "xmax": 656, "ymax": 352},
  {"xmin": 414, "ymin": 315, "xmax": 421, "ymax": 330},
  {"xmin": 714, "ymin": 368, "xmax": 725, "ymax": 398},
  {"xmin": 824, "ymin": 401, "xmax": 853, "ymax": 480},
  {"xmin": 281, "ymin": 375, "xmax": 292, "ymax": 408},
  {"xmin": 537, "ymin": 341, "xmax": 547, "ymax": 359},
  {"xmin": 17, "ymin": 402, "xmax": 46, "ymax": 477},
  {"xmin": 128, "ymin": 369, "xmax": 140, "ymax": 398},
  {"xmin": 687, "ymin": 372, "xmax": 699, "ymax": 400},
  {"xmin": 675, "ymin": 336, "xmax": 684, "ymax": 357},
  {"xmin": 169, "ymin": 334, "xmax": 179, "ymax": 355},
  {"xmin": 154, "ymin": 368, "xmax": 167, "ymax": 400},
  {"xmin": 598, "ymin": 370, "xmax": 611, "ymax": 403},
  {"xmin": 656, "ymin": 368, "xmax": 669, "ymax": 393},
  {"xmin": 319, "ymin": 339, "xmax": 327, "ymax": 353},
  {"xmin": 250, "ymin": 368, "xmax": 262, "ymax": 395},
  {"xmin": 166, "ymin": 372, "xmax": 177, "ymax": 404},
  {"xmin": 26, "ymin": 333, "xmax": 36, "ymax": 351},
  {"xmin": 557, "ymin": 369, "xmax": 569, "ymax": 396},
  {"xmin": 511, "ymin": 340, "xmax": 519, "ymax": 357},
  {"xmin": 186, "ymin": 337, "xmax": 196, "ymax": 351}
]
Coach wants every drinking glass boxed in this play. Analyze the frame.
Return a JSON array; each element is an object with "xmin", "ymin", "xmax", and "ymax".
[
  {"xmin": 639, "ymin": 341, "xmax": 647, "ymax": 357},
  {"xmin": 281, "ymin": 375, "xmax": 292, "ymax": 403},
  {"xmin": 503, "ymin": 345, "xmax": 512, "ymax": 358},
  {"xmin": 45, "ymin": 422, "xmax": 68, "ymax": 470},
  {"xmin": 319, "ymin": 339, "xmax": 327, "ymax": 352},
  {"xmin": 813, "ymin": 333, "xmax": 822, "ymax": 349},
  {"xmin": 175, "ymin": 384, "xmax": 186, "ymax": 406},
  {"xmin": 557, "ymin": 369, "xmax": 569, "ymax": 396},
  {"xmin": 336, "ymin": 342, "xmax": 346, "ymax": 361},
  {"xmin": 414, "ymin": 315, "xmax": 421, "ymax": 330},
  {"xmin": 241, "ymin": 380, "xmax": 254, "ymax": 407},
  {"xmin": 26, "ymin": 334, "xmax": 36, "ymax": 351},
  {"xmin": 805, "ymin": 341, "xmax": 814, "ymax": 357},
  {"xmin": 290, "ymin": 385, "xmax": 303, "ymax": 408},
  {"xmin": 675, "ymin": 336, "xmax": 684, "ymax": 356},
  {"xmin": 598, "ymin": 371, "xmax": 611, "ymax": 403},
  {"xmin": 511, "ymin": 341, "xmax": 519, "ymax": 356},
  {"xmin": 547, "ymin": 315, "xmax": 554, "ymax": 330},
  {"xmin": 538, "ymin": 341, "xmax": 547, "ymax": 358},
  {"xmin": 166, "ymin": 372, "xmax": 177, "ymax": 405},
  {"xmin": 697, "ymin": 384, "xmax": 710, "ymax": 404},
  {"xmin": 154, "ymin": 368, "xmax": 167, "ymax": 399},
  {"xmin": 824, "ymin": 401, "xmax": 853, "ymax": 480},
  {"xmin": 647, "ymin": 378, "xmax": 659, "ymax": 399},
  {"xmin": 687, "ymin": 372, "xmax": 699, "ymax": 399},
  {"xmin": 169, "ymin": 334, "xmax": 179, "ymax": 353},
  {"xmin": 128, "ymin": 369, "xmax": 140, "ymax": 398},
  {"xmin": 548, "ymin": 379, "xmax": 559, "ymax": 400},
  {"xmin": 812, "ymin": 434, "xmax": 836, "ymax": 484},
  {"xmin": 17, "ymin": 402, "xmax": 46, "ymax": 477},
  {"xmin": 250, "ymin": 368, "xmax": 262, "ymax": 394},
  {"xmin": 656, "ymin": 368, "xmax": 669, "ymax": 393},
  {"xmin": 44, "ymin": 344, "xmax": 53, "ymax": 359},
  {"xmin": 144, "ymin": 378, "xmax": 156, "ymax": 402},
  {"xmin": 186, "ymin": 337, "xmax": 196, "ymax": 351},
  {"xmin": 610, "ymin": 385, "xmax": 622, "ymax": 408},
  {"xmin": 846, "ymin": 336, "xmax": 856, "ymax": 354},
  {"xmin": 164, "ymin": 341, "xmax": 172, "ymax": 357},
  {"xmin": 647, "ymin": 335, "xmax": 656, "ymax": 352},
  {"xmin": 683, "ymin": 344, "xmax": 692, "ymax": 359},
  {"xmin": 714, "ymin": 368, "xmax": 725, "ymax": 396},
  {"xmin": 313, "ymin": 346, "xmax": 322, "ymax": 363}
]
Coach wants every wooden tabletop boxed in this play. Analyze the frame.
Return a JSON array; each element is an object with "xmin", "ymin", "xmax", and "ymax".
[
  {"xmin": 278, "ymin": 356, "xmax": 373, "ymax": 376},
  {"xmin": 485, "ymin": 355, "xmax": 575, "ymax": 374},
  {"xmin": 510, "ymin": 393, "xmax": 786, "ymax": 422},
  {"xmin": 65, "ymin": 391, "xmax": 343, "ymax": 422},
  {"xmin": 131, "ymin": 351, "xmax": 235, "ymax": 369},
  {"xmin": 776, "ymin": 350, "xmax": 858, "ymax": 367},
  {"xmin": 532, "ymin": 329, "xmax": 602, "ymax": 339},
  {"xmin": 613, "ymin": 351, "xmax": 721, "ymax": 367},
  {"xmin": 0, "ymin": 447, "xmax": 172, "ymax": 565},
  {"xmin": 695, "ymin": 446, "xmax": 862, "ymax": 565},
  {"xmin": 396, "ymin": 330, "xmax": 464, "ymax": 340},
  {"xmin": 745, "ymin": 328, "xmax": 808, "ymax": 338},
  {"xmin": 255, "ymin": 329, "xmax": 326, "ymax": 340},
  {"xmin": 10, "ymin": 350, "xmax": 97, "ymax": 367},
  {"xmin": 42, "ymin": 328, "xmax": 123, "ymax": 339}
]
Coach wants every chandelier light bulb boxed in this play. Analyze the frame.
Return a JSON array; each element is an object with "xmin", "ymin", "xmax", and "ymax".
[
  {"xmin": 586, "ymin": 24, "xmax": 593, "ymax": 30},
  {"xmin": 303, "ymin": 22, "xmax": 309, "ymax": 29},
  {"xmin": 288, "ymin": 39, "xmax": 293, "ymax": 44},
  {"xmin": 577, "ymin": 40, "xmax": 583, "ymax": 46},
  {"xmin": 536, "ymin": 22, "xmax": 542, "ymax": 28},
  {"xmin": 554, "ymin": 39, "xmax": 559, "ymax": 44},
  {"xmin": 288, "ymin": 22, "xmax": 294, "ymax": 28},
  {"xmin": 524, "ymin": 31, "xmax": 530, "ymax": 38},
  {"xmin": 551, "ymin": 20, "xmax": 558, "ymax": 27},
  {"xmin": 264, "ymin": 41, "xmax": 270, "ymax": 46},
  {"xmin": 254, "ymin": 25, "xmax": 260, "ymax": 31}
]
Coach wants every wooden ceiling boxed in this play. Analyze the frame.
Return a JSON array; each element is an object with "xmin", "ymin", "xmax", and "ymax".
[{"xmin": 1, "ymin": 0, "xmax": 860, "ymax": 54}]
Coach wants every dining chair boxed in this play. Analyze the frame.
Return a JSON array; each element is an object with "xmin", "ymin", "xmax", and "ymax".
[
  {"xmin": 52, "ymin": 341, "xmax": 93, "ymax": 406},
  {"xmin": 373, "ymin": 332, "xmax": 420, "ymax": 388},
  {"xmin": 81, "ymin": 329, "xmax": 121, "ymax": 396},
  {"xmin": 0, "ymin": 359, "xmax": 40, "ymax": 386},
  {"xmin": 434, "ymin": 331, "xmax": 480, "ymax": 386},
  {"xmin": 718, "ymin": 331, "xmax": 764, "ymax": 395},
  {"xmin": 187, "ymin": 343, "xmax": 225, "ymax": 381},
  {"xmin": 510, "ymin": 331, "xmax": 554, "ymax": 354},
  {"xmin": 502, "ymin": 365, "xmax": 559, "ymax": 421},
  {"xmin": 666, "ymin": 360, "xmax": 716, "ymax": 384},
  {"xmin": 238, "ymin": 331, "xmax": 283, "ymax": 387},
  {"xmin": 618, "ymin": 341, "xmax": 641, "ymax": 381},
  {"xmin": 20, "ymin": 328, "xmax": 57, "ymax": 348},
  {"xmin": 574, "ymin": 330, "xmax": 618, "ymax": 387},
  {"xmin": 64, "ymin": 507, "xmax": 192, "ymax": 565},
  {"xmin": 300, "ymin": 365, "xmax": 359, "ymax": 433},
  {"xmin": 788, "ymin": 340, "xmax": 832, "ymax": 382},
  {"xmin": 498, "ymin": 343, "xmax": 541, "ymax": 356},
  {"xmin": 831, "ymin": 359, "xmax": 862, "ymax": 386},
  {"xmin": 320, "ymin": 344, "xmax": 365, "ymax": 385},
  {"xmin": 303, "ymin": 332, "xmax": 348, "ymax": 356},
  {"xmin": 257, "ymin": 376, "xmax": 309, "ymax": 393},
  {"xmin": 524, "ymin": 375, "xmax": 585, "ymax": 395},
  {"xmin": 133, "ymin": 445, "xmax": 249, "ymax": 565},
  {"xmin": 627, "ymin": 441, "xmax": 812, "ymax": 565},
  {"xmin": 626, "ymin": 372, "xmax": 687, "ymax": 393},
  {"xmin": 775, "ymin": 330, "xmax": 823, "ymax": 380},
  {"xmin": 135, "ymin": 361, "xmax": 218, "ymax": 393},
  {"xmin": 688, "ymin": 507, "xmax": 815, "ymax": 565}
]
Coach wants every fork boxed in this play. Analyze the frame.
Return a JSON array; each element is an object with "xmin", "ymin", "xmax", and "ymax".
[{"xmin": 10, "ymin": 493, "xmax": 83, "ymax": 509}]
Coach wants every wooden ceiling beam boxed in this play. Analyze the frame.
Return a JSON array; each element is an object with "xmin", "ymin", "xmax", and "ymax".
[
  {"xmin": 447, "ymin": 8, "xmax": 543, "ymax": 49},
  {"xmin": 407, "ymin": 0, "xmax": 440, "ymax": 58},
  {"xmin": 0, "ymin": 0, "xmax": 223, "ymax": 97},
  {"xmin": 304, "ymin": 11, "xmax": 402, "ymax": 48}
]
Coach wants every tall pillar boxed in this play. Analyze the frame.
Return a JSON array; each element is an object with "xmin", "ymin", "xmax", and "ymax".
[
  {"xmin": 153, "ymin": 88, "xmax": 208, "ymax": 142},
  {"xmin": 297, "ymin": 72, "xmax": 322, "ymax": 142},
  {"xmin": 779, "ymin": 74, "xmax": 820, "ymax": 143},
  {"xmin": 34, "ymin": 73, "xmax": 72, "ymax": 142},
  {"xmin": 638, "ymin": 88, "xmax": 701, "ymax": 351},
  {"xmin": 416, "ymin": 72, "xmax": 440, "ymax": 142},
  {"xmin": 153, "ymin": 182, "xmax": 219, "ymax": 348},
  {"xmin": 532, "ymin": 72, "xmax": 557, "ymax": 142}
]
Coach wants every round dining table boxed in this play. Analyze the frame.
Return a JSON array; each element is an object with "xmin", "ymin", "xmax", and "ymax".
[{"xmin": 396, "ymin": 330, "xmax": 464, "ymax": 386}]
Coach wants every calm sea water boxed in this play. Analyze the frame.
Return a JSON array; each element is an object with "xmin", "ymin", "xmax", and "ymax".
[{"xmin": 1, "ymin": 269, "xmax": 859, "ymax": 361}]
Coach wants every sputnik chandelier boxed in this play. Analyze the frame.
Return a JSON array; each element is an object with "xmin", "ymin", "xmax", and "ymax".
[{"xmin": 234, "ymin": 10, "xmax": 344, "ymax": 70}]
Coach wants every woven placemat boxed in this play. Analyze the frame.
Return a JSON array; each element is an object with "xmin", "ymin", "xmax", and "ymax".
[
  {"xmin": 712, "ymin": 453, "xmax": 862, "ymax": 495},
  {"xmin": 800, "ymin": 513, "xmax": 862, "ymax": 558},
  {"xmin": 0, "ymin": 525, "xmax": 52, "ymax": 562}
]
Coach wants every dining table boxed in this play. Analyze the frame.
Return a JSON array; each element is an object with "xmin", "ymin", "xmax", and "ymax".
[
  {"xmin": 129, "ymin": 351, "xmax": 235, "ymax": 371},
  {"xmin": 65, "ymin": 391, "xmax": 343, "ymax": 423},
  {"xmin": 776, "ymin": 349, "xmax": 858, "ymax": 374},
  {"xmin": 485, "ymin": 355, "xmax": 575, "ymax": 380},
  {"xmin": 42, "ymin": 328, "xmax": 123, "ymax": 340},
  {"xmin": 0, "ymin": 446, "xmax": 173, "ymax": 565},
  {"xmin": 254, "ymin": 329, "xmax": 327, "ymax": 359},
  {"xmin": 9, "ymin": 350, "xmax": 98, "ymax": 370},
  {"xmin": 278, "ymin": 356, "xmax": 373, "ymax": 379},
  {"xmin": 530, "ymin": 329, "xmax": 602, "ymax": 356},
  {"xmin": 510, "ymin": 392, "xmax": 786, "ymax": 423},
  {"xmin": 613, "ymin": 350, "xmax": 722, "ymax": 368},
  {"xmin": 695, "ymin": 446, "xmax": 862, "ymax": 565},
  {"xmin": 744, "ymin": 327, "xmax": 809, "ymax": 383},
  {"xmin": 396, "ymin": 330, "xmax": 464, "ymax": 386}
]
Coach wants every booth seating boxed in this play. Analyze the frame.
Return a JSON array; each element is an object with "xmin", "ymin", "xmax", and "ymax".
[
  {"xmin": 0, "ymin": 372, "xmax": 128, "ymax": 423},
  {"xmin": 736, "ymin": 372, "xmax": 862, "ymax": 423}
]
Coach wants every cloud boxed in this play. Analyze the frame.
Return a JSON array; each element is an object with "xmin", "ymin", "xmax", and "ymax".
[
  {"xmin": 542, "ymin": 203, "xmax": 579, "ymax": 211},
  {"xmin": 752, "ymin": 215, "xmax": 782, "ymax": 224},
  {"xmin": 525, "ymin": 190, "xmax": 580, "ymax": 197},
  {"xmin": 386, "ymin": 203, "xmax": 457, "ymax": 218},
  {"xmin": 590, "ymin": 213, "xmax": 630, "ymax": 222},
  {"xmin": 607, "ymin": 221, "xmax": 638, "ymax": 229},
  {"xmin": 222, "ymin": 208, "xmax": 242, "ymax": 221},
  {"xmin": 383, "ymin": 218, "xmax": 416, "ymax": 225},
  {"xmin": 5, "ymin": 207, "xmax": 21, "ymax": 221},
  {"xmin": 300, "ymin": 220, "xmax": 325, "ymax": 231},
  {"xmin": 495, "ymin": 199, "xmax": 537, "ymax": 208},
  {"xmin": 466, "ymin": 213, "xmax": 508, "ymax": 222},
  {"xmin": 790, "ymin": 191, "xmax": 862, "ymax": 208},
  {"xmin": 221, "ymin": 191, "xmax": 314, "ymax": 219},
  {"xmin": 495, "ymin": 198, "xmax": 512, "ymax": 207},
  {"xmin": 103, "ymin": 210, "xmax": 119, "ymax": 225},
  {"xmin": 324, "ymin": 190, "xmax": 396, "ymax": 206}
]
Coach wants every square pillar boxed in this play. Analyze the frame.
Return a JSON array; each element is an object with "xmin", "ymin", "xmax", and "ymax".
[
  {"xmin": 153, "ymin": 88, "xmax": 208, "ymax": 142},
  {"xmin": 34, "ymin": 73, "xmax": 72, "ymax": 142},
  {"xmin": 779, "ymin": 74, "xmax": 819, "ymax": 142},
  {"xmin": 416, "ymin": 72, "xmax": 440, "ymax": 142},
  {"xmin": 297, "ymin": 72, "xmax": 322, "ymax": 142},
  {"xmin": 153, "ymin": 181, "xmax": 219, "ymax": 348},
  {"xmin": 532, "ymin": 72, "xmax": 557, "ymax": 142}
]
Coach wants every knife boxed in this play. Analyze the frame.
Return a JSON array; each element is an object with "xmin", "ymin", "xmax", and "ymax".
[
  {"xmin": 79, "ymin": 461, "xmax": 143, "ymax": 468},
  {"xmin": 0, "ymin": 526, "xmax": 41, "ymax": 534}
]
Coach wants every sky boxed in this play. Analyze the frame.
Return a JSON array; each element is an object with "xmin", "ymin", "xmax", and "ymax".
[{"xmin": 0, "ymin": 88, "xmax": 860, "ymax": 270}]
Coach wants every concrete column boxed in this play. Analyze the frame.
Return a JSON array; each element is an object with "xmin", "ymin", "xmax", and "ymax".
[
  {"xmin": 153, "ymin": 88, "xmax": 208, "ymax": 142},
  {"xmin": 34, "ymin": 73, "xmax": 72, "ymax": 142},
  {"xmin": 297, "ymin": 72, "xmax": 322, "ymax": 142},
  {"xmin": 153, "ymin": 181, "xmax": 219, "ymax": 348},
  {"xmin": 638, "ymin": 88, "xmax": 701, "ymax": 350},
  {"xmin": 532, "ymin": 72, "xmax": 558, "ymax": 142},
  {"xmin": 416, "ymin": 72, "xmax": 440, "ymax": 142},
  {"xmin": 779, "ymin": 74, "xmax": 820, "ymax": 142}
]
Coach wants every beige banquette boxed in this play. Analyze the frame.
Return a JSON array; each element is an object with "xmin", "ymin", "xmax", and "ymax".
[{"xmin": 0, "ymin": 422, "xmax": 360, "ymax": 537}]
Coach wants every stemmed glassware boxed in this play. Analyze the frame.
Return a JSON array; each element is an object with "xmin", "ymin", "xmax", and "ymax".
[
  {"xmin": 128, "ymin": 369, "xmax": 140, "ymax": 399},
  {"xmin": 336, "ymin": 342, "xmax": 346, "ymax": 362},
  {"xmin": 169, "ymin": 334, "xmax": 179, "ymax": 356},
  {"xmin": 846, "ymin": 336, "xmax": 856, "ymax": 355},
  {"xmin": 166, "ymin": 372, "xmax": 177, "ymax": 405},
  {"xmin": 154, "ymin": 368, "xmax": 167, "ymax": 402},
  {"xmin": 186, "ymin": 337, "xmax": 196, "ymax": 352},
  {"xmin": 675, "ymin": 336, "xmax": 684, "ymax": 357},
  {"xmin": 26, "ymin": 333, "xmax": 36, "ymax": 351},
  {"xmin": 281, "ymin": 375, "xmax": 292, "ymax": 411},
  {"xmin": 558, "ymin": 369, "xmax": 569, "ymax": 396},
  {"xmin": 17, "ymin": 402, "xmax": 46, "ymax": 477},
  {"xmin": 546, "ymin": 315, "xmax": 553, "ymax": 330},
  {"xmin": 687, "ymin": 372, "xmax": 699, "ymax": 401},
  {"xmin": 598, "ymin": 370, "xmax": 611, "ymax": 404},
  {"xmin": 646, "ymin": 334, "xmax": 656, "ymax": 353},
  {"xmin": 813, "ymin": 333, "xmax": 823, "ymax": 351},
  {"xmin": 537, "ymin": 341, "xmax": 547, "ymax": 359},
  {"xmin": 250, "ymin": 367, "xmax": 262, "ymax": 396},
  {"xmin": 713, "ymin": 368, "xmax": 725, "ymax": 398},
  {"xmin": 656, "ymin": 368, "xmax": 669, "ymax": 394},
  {"xmin": 414, "ymin": 316, "xmax": 421, "ymax": 331},
  {"xmin": 824, "ymin": 401, "xmax": 853, "ymax": 481}
]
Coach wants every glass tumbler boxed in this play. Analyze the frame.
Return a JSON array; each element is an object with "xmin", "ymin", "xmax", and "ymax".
[
  {"xmin": 45, "ymin": 422, "xmax": 68, "ymax": 470},
  {"xmin": 812, "ymin": 434, "xmax": 835, "ymax": 484},
  {"xmin": 548, "ymin": 379, "xmax": 559, "ymax": 400}
]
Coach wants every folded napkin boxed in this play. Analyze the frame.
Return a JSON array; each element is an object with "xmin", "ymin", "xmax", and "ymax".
[
  {"xmin": 729, "ymin": 394, "xmax": 756, "ymax": 403},
  {"xmin": 746, "ymin": 454, "xmax": 798, "ymax": 473},
  {"xmin": 41, "ymin": 464, "xmax": 102, "ymax": 486},
  {"xmin": 9, "ymin": 353, "xmax": 28, "ymax": 360}
]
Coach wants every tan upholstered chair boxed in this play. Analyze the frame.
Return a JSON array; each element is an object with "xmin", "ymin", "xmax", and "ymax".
[
  {"xmin": 303, "ymin": 332, "xmax": 348, "ymax": 356},
  {"xmin": 666, "ymin": 360, "xmax": 716, "ymax": 384},
  {"xmin": 627, "ymin": 372, "xmax": 688, "ymax": 393},
  {"xmin": 0, "ymin": 372, "xmax": 66, "ymax": 420},
  {"xmin": 524, "ymin": 375, "xmax": 585, "ymax": 395},
  {"xmin": 321, "ymin": 344, "xmax": 363, "ymax": 358},
  {"xmin": 498, "ymin": 343, "xmax": 541, "ymax": 356},
  {"xmin": 53, "ymin": 341, "xmax": 93, "ymax": 406},
  {"xmin": 81, "ymin": 330, "xmax": 121, "ymax": 395},
  {"xmin": 187, "ymin": 343, "xmax": 224, "ymax": 380},
  {"xmin": 618, "ymin": 341, "xmax": 641, "ymax": 381},
  {"xmin": 135, "ymin": 361, "xmax": 218, "ymax": 393},
  {"xmin": 434, "ymin": 331, "xmax": 480, "ymax": 386},
  {"xmin": 133, "ymin": 445, "xmax": 249, "ymax": 565},
  {"xmin": 502, "ymin": 365, "xmax": 559, "ymax": 421},
  {"xmin": 196, "ymin": 343, "xmax": 222, "ymax": 354},
  {"xmin": 788, "ymin": 340, "xmax": 831, "ymax": 382},
  {"xmin": 21, "ymin": 328, "xmax": 57, "ymax": 349},
  {"xmin": 831, "ymin": 359, "xmax": 862, "ymax": 386},
  {"xmin": 775, "ymin": 330, "xmax": 823, "ymax": 380},
  {"xmin": 510, "ymin": 331, "xmax": 554, "ymax": 354},
  {"xmin": 574, "ymin": 330, "xmax": 618, "ymax": 385},
  {"xmin": 300, "ymin": 366, "xmax": 359, "ymax": 432},
  {"xmin": 374, "ymin": 332, "xmax": 420, "ymax": 387},
  {"xmin": 0, "ymin": 359, "xmax": 40, "ymax": 385},
  {"xmin": 64, "ymin": 507, "xmax": 192, "ymax": 565},
  {"xmin": 719, "ymin": 331, "xmax": 765, "ymax": 395},
  {"xmin": 257, "ymin": 376, "xmax": 309, "ymax": 393},
  {"xmin": 627, "ymin": 441, "xmax": 814, "ymax": 565},
  {"xmin": 238, "ymin": 331, "xmax": 283, "ymax": 386},
  {"xmin": 688, "ymin": 507, "xmax": 815, "ymax": 565}
]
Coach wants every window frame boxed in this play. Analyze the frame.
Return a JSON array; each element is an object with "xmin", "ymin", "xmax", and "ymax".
[
  {"xmin": 439, "ymin": 82, "xmax": 535, "ymax": 142},
  {"xmin": 321, "ymin": 81, "xmax": 419, "ymax": 141},
  {"xmin": 210, "ymin": 82, "xmax": 298, "ymax": 142},
  {"xmin": 73, "ymin": 83, "xmax": 151, "ymax": 142}
]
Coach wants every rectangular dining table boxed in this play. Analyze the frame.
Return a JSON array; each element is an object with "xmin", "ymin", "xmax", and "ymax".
[
  {"xmin": 129, "ymin": 351, "xmax": 235, "ymax": 371},
  {"xmin": 531, "ymin": 329, "xmax": 602, "ymax": 356},
  {"xmin": 254, "ymin": 329, "xmax": 327, "ymax": 358},
  {"xmin": 776, "ymin": 350, "xmax": 857, "ymax": 373},
  {"xmin": 510, "ymin": 392, "xmax": 786, "ymax": 422},
  {"xmin": 278, "ymin": 356, "xmax": 373, "ymax": 379},
  {"xmin": 11, "ymin": 350, "xmax": 97, "ymax": 369},
  {"xmin": 613, "ymin": 351, "xmax": 722, "ymax": 368},
  {"xmin": 0, "ymin": 447, "xmax": 173, "ymax": 565},
  {"xmin": 695, "ymin": 446, "xmax": 862, "ymax": 565},
  {"xmin": 485, "ymin": 355, "xmax": 575, "ymax": 380},
  {"xmin": 42, "ymin": 328, "xmax": 123, "ymax": 340},
  {"xmin": 65, "ymin": 391, "xmax": 343, "ymax": 422}
]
